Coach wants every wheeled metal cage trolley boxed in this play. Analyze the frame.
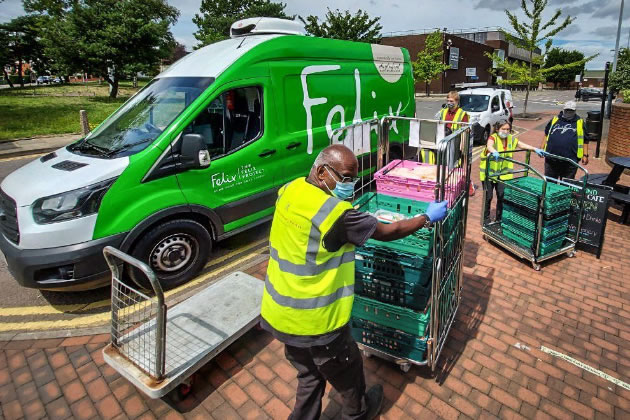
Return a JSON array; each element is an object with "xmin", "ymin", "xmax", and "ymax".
[
  {"xmin": 101, "ymin": 246, "xmax": 263, "ymax": 399},
  {"xmin": 331, "ymin": 117, "xmax": 472, "ymax": 372},
  {"xmin": 481, "ymin": 151, "xmax": 588, "ymax": 271}
]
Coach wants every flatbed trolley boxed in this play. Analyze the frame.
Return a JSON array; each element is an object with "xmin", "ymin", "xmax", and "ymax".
[
  {"xmin": 481, "ymin": 151, "xmax": 588, "ymax": 271},
  {"xmin": 101, "ymin": 246, "xmax": 263, "ymax": 399},
  {"xmin": 331, "ymin": 117, "xmax": 472, "ymax": 372}
]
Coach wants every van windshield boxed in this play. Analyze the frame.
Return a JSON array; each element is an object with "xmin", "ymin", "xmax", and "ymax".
[
  {"xmin": 459, "ymin": 94, "xmax": 489, "ymax": 113},
  {"xmin": 71, "ymin": 77, "xmax": 214, "ymax": 158}
]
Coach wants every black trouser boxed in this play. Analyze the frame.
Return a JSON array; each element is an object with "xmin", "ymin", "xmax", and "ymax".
[
  {"xmin": 544, "ymin": 158, "xmax": 578, "ymax": 180},
  {"xmin": 284, "ymin": 327, "xmax": 367, "ymax": 420},
  {"xmin": 483, "ymin": 180, "xmax": 505, "ymax": 222}
]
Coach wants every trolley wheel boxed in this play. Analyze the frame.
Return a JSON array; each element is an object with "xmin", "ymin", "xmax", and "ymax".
[
  {"xmin": 532, "ymin": 263, "xmax": 541, "ymax": 271},
  {"xmin": 178, "ymin": 374, "xmax": 196, "ymax": 399},
  {"xmin": 567, "ymin": 250, "xmax": 576, "ymax": 258},
  {"xmin": 399, "ymin": 363, "xmax": 411, "ymax": 373},
  {"xmin": 482, "ymin": 234, "xmax": 488, "ymax": 241}
]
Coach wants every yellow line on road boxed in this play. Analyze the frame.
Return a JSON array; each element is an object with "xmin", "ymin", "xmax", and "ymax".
[
  {"xmin": 0, "ymin": 238, "xmax": 269, "ymax": 318},
  {"xmin": 0, "ymin": 250, "xmax": 266, "ymax": 332}
]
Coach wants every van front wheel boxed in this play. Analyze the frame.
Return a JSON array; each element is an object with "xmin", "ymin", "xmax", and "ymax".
[{"xmin": 129, "ymin": 219, "xmax": 212, "ymax": 290}]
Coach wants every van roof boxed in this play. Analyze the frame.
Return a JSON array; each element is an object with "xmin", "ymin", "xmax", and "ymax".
[
  {"xmin": 158, "ymin": 35, "xmax": 282, "ymax": 79},
  {"xmin": 459, "ymin": 88, "xmax": 500, "ymax": 95}
]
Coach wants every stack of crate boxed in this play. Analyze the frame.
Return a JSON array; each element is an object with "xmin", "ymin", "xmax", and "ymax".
[
  {"xmin": 501, "ymin": 177, "xmax": 572, "ymax": 256},
  {"xmin": 350, "ymin": 189, "xmax": 465, "ymax": 362}
]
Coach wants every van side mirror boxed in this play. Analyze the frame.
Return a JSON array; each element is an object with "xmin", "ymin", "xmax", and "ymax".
[
  {"xmin": 492, "ymin": 104, "xmax": 500, "ymax": 112},
  {"xmin": 180, "ymin": 134, "xmax": 211, "ymax": 169}
]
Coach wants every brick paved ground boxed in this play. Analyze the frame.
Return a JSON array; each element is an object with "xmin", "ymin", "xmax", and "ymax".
[{"xmin": 1, "ymin": 113, "xmax": 629, "ymax": 419}]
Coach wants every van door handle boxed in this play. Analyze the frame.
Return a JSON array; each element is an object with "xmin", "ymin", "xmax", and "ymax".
[
  {"xmin": 286, "ymin": 141, "xmax": 301, "ymax": 150},
  {"xmin": 258, "ymin": 149, "xmax": 276, "ymax": 157}
]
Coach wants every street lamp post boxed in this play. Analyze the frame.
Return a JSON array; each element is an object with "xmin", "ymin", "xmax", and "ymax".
[{"xmin": 607, "ymin": 0, "xmax": 625, "ymax": 117}]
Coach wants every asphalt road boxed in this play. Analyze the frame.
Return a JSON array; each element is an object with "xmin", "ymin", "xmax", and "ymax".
[{"xmin": 0, "ymin": 153, "xmax": 270, "ymax": 333}]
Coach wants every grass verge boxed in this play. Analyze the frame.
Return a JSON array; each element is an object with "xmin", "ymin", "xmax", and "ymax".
[{"xmin": 0, "ymin": 81, "xmax": 146, "ymax": 140}]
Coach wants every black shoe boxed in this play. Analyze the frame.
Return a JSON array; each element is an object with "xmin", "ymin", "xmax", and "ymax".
[{"xmin": 364, "ymin": 384, "xmax": 383, "ymax": 420}]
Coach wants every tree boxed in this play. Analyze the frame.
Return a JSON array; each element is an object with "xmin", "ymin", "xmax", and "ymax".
[
  {"xmin": 193, "ymin": 0, "xmax": 289, "ymax": 48},
  {"xmin": 0, "ymin": 15, "xmax": 47, "ymax": 88},
  {"xmin": 489, "ymin": 0, "xmax": 579, "ymax": 116},
  {"xmin": 609, "ymin": 48, "xmax": 630, "ymax": 92},
  {"xmin": 26, "ymin": 0, "xmax": 179, "ymax": 98},
  {"xmin": 170, "ymin": 42, "xmax": 188, "ymax": 63},
  {"xmin": 544, "ymin": 48, "xmax": 585, "ymax": 89},
  {"xmin": 300, "ymin": 8, "xmax": 382, "ymax": 43},
  {"xmin": 412, "ymin": 30, "xmax": 449, "ymax": 96}
]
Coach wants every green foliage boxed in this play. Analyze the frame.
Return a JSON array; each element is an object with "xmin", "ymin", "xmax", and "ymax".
[
  {"xmin": 26, "ymin": 0, "xmax": 179, "ymax": 97},
  {"xmin": 494, "ymin": 0, "xmax": 586, "ymax": 114},
  {"xmin": 412, "ymin": 30, "xmax": 449, "ymax": 96},
  {"xmin": 300, "ymin": 8, "xmax": 382, "ymax": 43},
  {"xmin": 622, "ymin": 89, "xmax": 630, "ymax": 103},
  {"xmin": 0, "ymin": 15, "xmax": 48, "ymax": 82},
  {"xmin": 193, "ymin": 0, "xmax": 289, "ymax": 48},
  {"xmin": 609, "ymin": 48, "xmax": 630, "ymax": 92},
  {"xmin": 544, "ymin": 48, "xmax": 585, "ymax": 87}
]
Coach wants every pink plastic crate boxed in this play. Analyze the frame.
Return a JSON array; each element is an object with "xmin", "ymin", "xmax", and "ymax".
[{"xmin": 374, "ymin": 160, "xmax": 465, "ymax": 206}]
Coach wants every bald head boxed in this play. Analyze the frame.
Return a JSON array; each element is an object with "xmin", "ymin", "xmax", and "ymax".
[{"xmin": 308, "ymin": 144, "xmax": 359, "ymax": 196}]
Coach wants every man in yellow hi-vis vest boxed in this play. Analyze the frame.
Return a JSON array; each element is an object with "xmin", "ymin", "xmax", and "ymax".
[
  {"xmin": 541, "ymin": 101, "xmax": 589, "ymax": 179},
  {"xmin": 260, "ymin": 144, "xmax": 448, "ymax": 420}
]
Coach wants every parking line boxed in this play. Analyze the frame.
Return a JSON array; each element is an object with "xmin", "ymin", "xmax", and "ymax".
[
  {"xmin": 0, "ymin": 250, "xmax": 267, "ymax": 332},
  {"xmin": 0, "ymin": 238, "xmax": 269, "ymax": 318},
  {"xmin": 541, "ymin": 346, "xmax": 630, "ymax": 391}
]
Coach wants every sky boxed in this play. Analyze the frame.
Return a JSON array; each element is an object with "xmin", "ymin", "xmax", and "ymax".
[{"xmin": 1, "ymin": 0, "xmax": 626, "ymax": 70}]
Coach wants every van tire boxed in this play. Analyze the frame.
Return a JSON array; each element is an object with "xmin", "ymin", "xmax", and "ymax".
[
  {"xmin": 483, "ymin": 125, "xmax": 490, "ymax": 143},
  {"xmin": 128, "ymin": 219, "xmax": 212, "ymax": 290}
]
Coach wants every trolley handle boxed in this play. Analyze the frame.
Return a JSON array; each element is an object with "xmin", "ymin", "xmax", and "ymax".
[{"xmin": 103, "ymin": 246, "xmax": 165, "ymax": 301}]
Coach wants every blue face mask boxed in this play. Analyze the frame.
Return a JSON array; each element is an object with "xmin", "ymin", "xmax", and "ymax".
[{"xmin": 324, "ymin": 166, "xmax": 358, "ymax": 200}]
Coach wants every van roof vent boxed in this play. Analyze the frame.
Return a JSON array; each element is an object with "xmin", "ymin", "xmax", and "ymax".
[{"xmin": 230, "ymin": 17, "xmax": 306, "ymax": 38}]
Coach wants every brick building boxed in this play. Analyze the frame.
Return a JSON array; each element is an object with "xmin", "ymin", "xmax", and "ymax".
[{"xmin": 382, "ymin": 28, "xmax": 541, "ymax": 94}]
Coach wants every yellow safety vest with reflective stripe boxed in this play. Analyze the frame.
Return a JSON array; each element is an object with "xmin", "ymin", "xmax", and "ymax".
[
  {"xmin": 479, "ymin": 133, "xmax": 519, "ymax": 181},
  {"xmin": 543, "ymin": 117, "xmax": 585, "ymax": 159},
  {"xmin": 261, "ymin": 177, "xmax": 355, "ymax": 336},
  {"xmin": 422, "ymin": 107, "xmax": 467, "ymax": 164}
]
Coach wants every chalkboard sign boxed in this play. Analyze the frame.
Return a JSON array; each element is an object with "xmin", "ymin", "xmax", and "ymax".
[{"xmin": 563, "ymin": 178, "xmax": 612, "ymax": 258}]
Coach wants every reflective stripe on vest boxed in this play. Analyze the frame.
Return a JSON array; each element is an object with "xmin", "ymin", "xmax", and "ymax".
[
  {"xmin": 424, "ymin": 108, "xmax": 468, "ymax": 164},
  {"xmin": 261, "ymin": 177, "xmax": 355, "ymax": 336},
  {"xmin": 543, "ymin": 117, "xmax": 585, "ymax": 159},
  {"xmin": 479, "ymin": 133, "xmax": 518, "ymax": 181}
]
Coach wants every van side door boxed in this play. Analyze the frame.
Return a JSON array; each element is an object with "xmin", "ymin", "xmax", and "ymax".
[{"xmin": 175, "ymin": 82, "xmax": 280, "ymax": 234}]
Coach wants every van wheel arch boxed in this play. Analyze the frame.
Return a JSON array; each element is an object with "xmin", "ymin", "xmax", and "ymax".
[{"xmin": 120, "ymin": 205, "xmax": 222, "ymax": 254}]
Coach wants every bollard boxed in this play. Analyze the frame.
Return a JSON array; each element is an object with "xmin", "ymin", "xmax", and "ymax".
[{"xmin": 80, "ymin": 110, "xmax": 90, "ymax": 137}]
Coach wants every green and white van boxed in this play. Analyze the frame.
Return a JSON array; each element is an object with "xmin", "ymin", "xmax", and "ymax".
[{"xmin": 0, "ymin": 18, "xmax": 415, "ymax": 291}]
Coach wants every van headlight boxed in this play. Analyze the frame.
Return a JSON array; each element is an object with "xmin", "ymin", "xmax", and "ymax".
[{"xmin": 32, "ymin": 178, "xmax": 117, "ymax": 224}]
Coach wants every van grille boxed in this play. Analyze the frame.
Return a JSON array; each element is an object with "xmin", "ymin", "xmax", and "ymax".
[{"xmin": 0, "ymin": 189, "xmax": 19, "ymax": 244}]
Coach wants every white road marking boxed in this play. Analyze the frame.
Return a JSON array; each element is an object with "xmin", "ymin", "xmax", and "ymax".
[{"xmin": 541, "ymin": 345, "xmax": 630, "ymax": 391}]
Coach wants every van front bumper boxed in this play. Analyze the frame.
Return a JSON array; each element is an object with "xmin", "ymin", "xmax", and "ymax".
[{"xmin": 0, "ymin": 232, "xmax": 127, "ymax": 291}]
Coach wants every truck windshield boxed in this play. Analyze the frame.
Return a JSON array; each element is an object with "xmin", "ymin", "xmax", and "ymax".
[
  {"xmin": 459, "ymin": 94, "xmax": 490, "ymax": 113},
  {"xmin": 72, "ymin": 77, "xmax": 214, "ymax": 158}
]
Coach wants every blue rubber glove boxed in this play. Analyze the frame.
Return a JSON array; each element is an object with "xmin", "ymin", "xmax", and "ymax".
[
  {"xmin": 535, "ymin": 148, "xmax": 546, "ymax": 157},
  {"xmin": 492, "ymin": 151, "xmax": 500, "ymax": 160},
  {"xmin": 425, "ymin": 200, "xmax": 448, "ymax": 223}
]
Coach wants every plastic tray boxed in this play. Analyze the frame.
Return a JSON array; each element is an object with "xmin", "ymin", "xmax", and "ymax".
[
  {"xmin": 504, "ymin": 177, "xmax": 572, "ymax": 215},
  {"xmin": 350, "ymin": 318, "xmax": 427, "ymax": 362},
  {"xmin": 374, "ymin": 160, "xmax": 464, "ymax": 205},
  {"xmin": 351, "ymin": 295, "xmax": 430, "ymax": 336},
  {"xmin": 502, "ymin": 228, "xmax": 567, "ymax": 256},
  {"xmin": 357, "ymin": 243, "xmax": 433, "ymax": 271},
  {"xmin": 503, "ymin": 204, "xmax": 570, "ymax": 231},
  {"xmin": 355, "ymin": 272, "xmax": 430, "ymax": 311}
]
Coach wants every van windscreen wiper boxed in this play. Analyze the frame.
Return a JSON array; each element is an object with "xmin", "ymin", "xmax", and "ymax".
[
  {"xmin": 105, "ymin": 138, "xmax": 154, "ymax": 157},
  {"xmin": 75, "ymin": 139, "xmax": 110, "ymax": 155}
]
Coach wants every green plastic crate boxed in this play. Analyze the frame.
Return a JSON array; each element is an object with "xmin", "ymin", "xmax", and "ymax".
[
  {"xmin": 357, "ymin": 243, "xmax": 433, "ymax": 271},
  {"xmin": 503, "ymin": 204, "xmax": 570, "ymax": 232},
  {"xmin": 504, "ymin": 177, "xmax": 572, "ymax": 216},
  {"xmin": 350, "ymin": 318, "xmax": 427, "ymax": 362},
  {"xmin": 502, "ymin": 228, "xmax": 567, "ymax": 256},
  {"xmin": 352, "ymin": 295, "xmax": 430, "ymax": 336},
  {"xmin": 355, "ymin": 272, "xmax": 430, "ymax": 311},
  {"xmin": 502, "ymin": 219, "xmax": 568, "ymax": 243},
  {"xmin": 354, "ymin": 193, "xmax": 435, "ymax": 255}
]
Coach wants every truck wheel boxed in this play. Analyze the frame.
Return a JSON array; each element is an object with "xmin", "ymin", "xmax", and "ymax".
[
  {"xmin": 483, "ymin": 125, "xmax": 490, "ymax": 142},
  {"xmin": 128, "ymin": 219, "xmax": 211, "ymax": 290}
]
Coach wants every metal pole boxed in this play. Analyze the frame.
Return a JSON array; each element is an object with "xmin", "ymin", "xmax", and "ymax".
[
  {"xmin": 613, "ymin": 0, "xmax": 625, "ymax": 72},
  {"xmin": 597, "ymin": 62, "xmax": 610, "ymax": 158}
]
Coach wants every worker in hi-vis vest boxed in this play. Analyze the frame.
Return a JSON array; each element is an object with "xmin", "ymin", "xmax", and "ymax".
[
  {"xmin": 480, "ymin": 120, "xmax": 543, "ymax": 222},
  {"xmin": 260, "ymin": 144, "xmax": 448, "ymax": 420},
  {"xmin": 431, "ymin": 90, "xmax": 476, "ymax": 196},
  {"xmin": 540, "ymin": 101, "xmax": 589, "ymax": 180}
]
